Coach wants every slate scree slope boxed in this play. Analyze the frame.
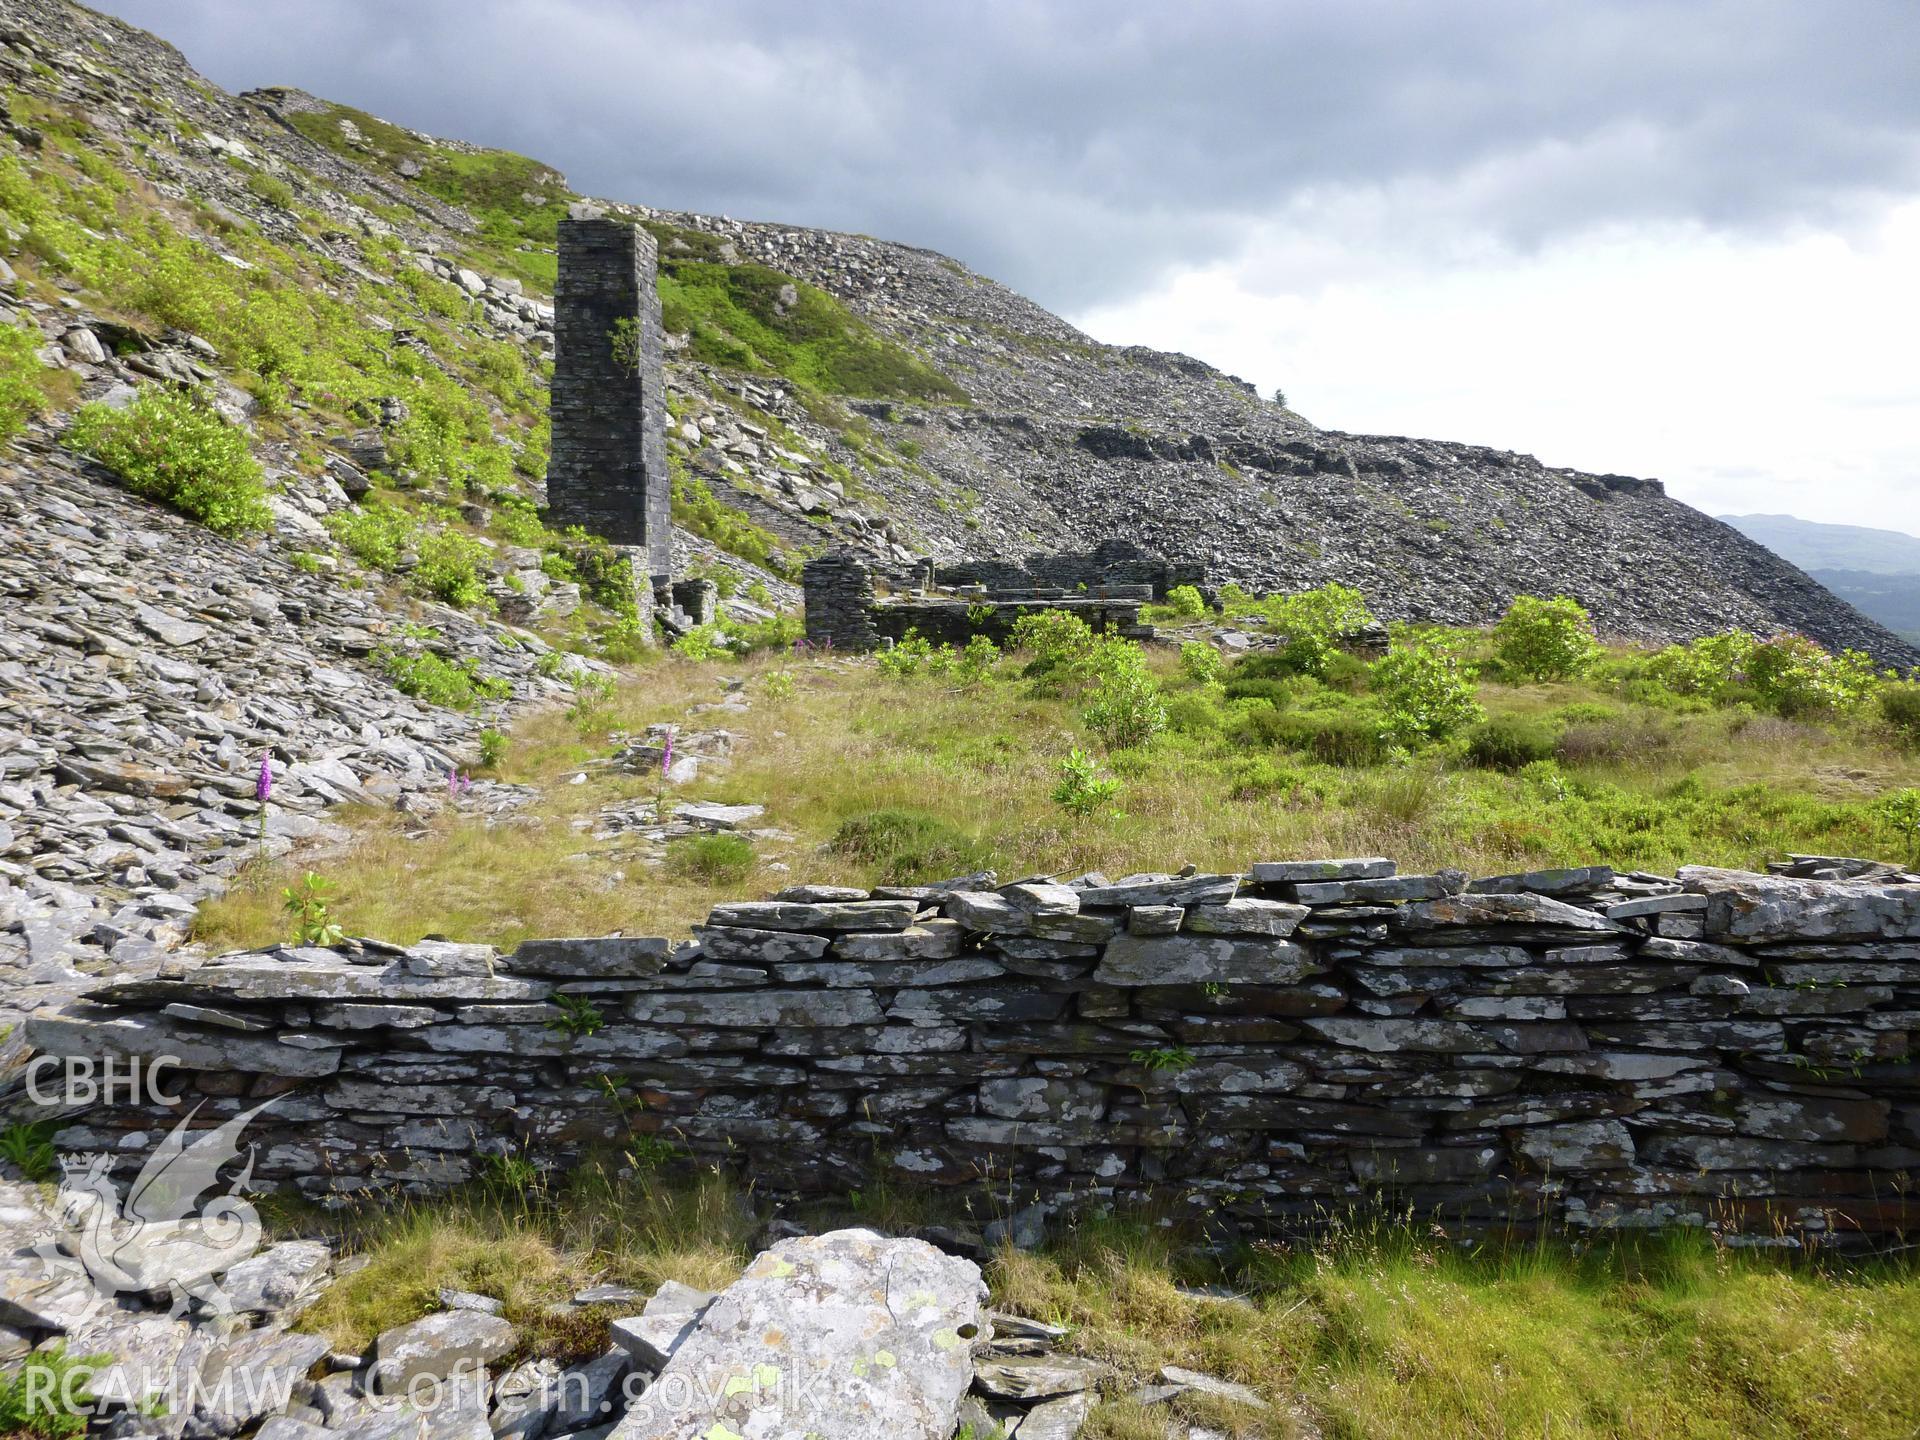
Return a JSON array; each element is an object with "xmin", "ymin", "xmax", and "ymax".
[{"xmin": 0, "ymin": 0, "xmax": 1910, "ymax": 666}]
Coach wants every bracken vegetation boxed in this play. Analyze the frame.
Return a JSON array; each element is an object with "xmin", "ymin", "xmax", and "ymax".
[{"xmin": 651, "ymin": 227, "xmax": 967, "ymax": 403}]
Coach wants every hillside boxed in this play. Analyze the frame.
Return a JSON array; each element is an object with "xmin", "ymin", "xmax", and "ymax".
[{"xmin": 0, "ymin": 0, "xmax": 1908, "ymax": 668}]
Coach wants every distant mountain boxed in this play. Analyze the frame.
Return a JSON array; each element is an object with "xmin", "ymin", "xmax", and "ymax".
[
  {"xmin": 1719, "ymin": 514, "xmax": 1920, "ymax": 577},
  {"xmin": 1718, "ymin": 515, "xmax": 1920, "ymax": 649}
]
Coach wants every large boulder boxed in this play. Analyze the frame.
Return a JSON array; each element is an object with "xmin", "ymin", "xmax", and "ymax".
[
  {"xmin": 366, "ymin": 1310, "xmax": 518, "ymax": 1394},
  {"xmin": 609, "ymin": 1228, "xmax": 985, "ymax": 1440}
]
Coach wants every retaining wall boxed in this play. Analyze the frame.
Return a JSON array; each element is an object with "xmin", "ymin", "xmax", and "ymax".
[{"xmin": 27, "ymin": 860, "xmax": 1920, "ymax": 1242}]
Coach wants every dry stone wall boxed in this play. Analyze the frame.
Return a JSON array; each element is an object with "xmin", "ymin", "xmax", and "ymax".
[
  {"xmin": 29, "ymin": 860, "xmax": 1920, "ymax": 1243},
  {"xmin": 802, "ymin": 544, "xmax": 1158, "ymax": 653},
  {"xmin": 932, "ymin": 538, "xmax": 1204, "ymax": 602}
]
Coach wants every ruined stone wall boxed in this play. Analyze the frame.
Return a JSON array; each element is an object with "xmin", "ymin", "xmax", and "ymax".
[
  {"xmin": 800, "ymin": 549, "xmax": 881, "ymax": 652},
  {"xmin": 934, "ymin": 539, "xmax": 1204, "ymax": 602},
  {"xmin": 30, "ymin": 861, "xmax": 1920, "ymax": 1242},
  {"xmin": 870, "ymin": 597, "xmax": 1147, "ymax": 648},
  {"xmin": 803, "ymin": 547, "xmax": 1155, "ymax": 654},
  {"xmin": 548, "ymin": 217, "xmax": 671, "ymax": 581}
]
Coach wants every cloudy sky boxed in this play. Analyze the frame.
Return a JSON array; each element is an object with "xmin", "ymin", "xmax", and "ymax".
[{"xmin": 102, "ymin": 0, "xmax": 1920, "ymax": 534}]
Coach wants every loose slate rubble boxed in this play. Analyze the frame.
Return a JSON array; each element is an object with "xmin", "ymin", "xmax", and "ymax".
[
  {"xmin": 25, "ymin": 857, "xmax": 1920, "ymax": 1241},
  {"xmin": 0, "ymin": 1170, "xmax": 1137, "ymax": 1440},
  {"xmin": 0, "ymin": 443, "xmax": 585, "ymax": 1034}
]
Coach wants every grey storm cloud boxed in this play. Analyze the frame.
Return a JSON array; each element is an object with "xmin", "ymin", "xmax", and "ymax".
[{"xmin": 95, "ymin": 0, "xmax": 1920, "ymax": 311}]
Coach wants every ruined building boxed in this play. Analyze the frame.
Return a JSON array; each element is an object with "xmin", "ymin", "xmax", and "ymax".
[{"xmin": 803, "ymin": 538, "xmax": 1202, "ymax": 652}]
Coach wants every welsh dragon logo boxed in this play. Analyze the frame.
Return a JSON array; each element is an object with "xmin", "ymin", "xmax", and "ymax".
[{"xmin": 34, "ymin": 1098, "xmax": 279, "ymax": 1319}]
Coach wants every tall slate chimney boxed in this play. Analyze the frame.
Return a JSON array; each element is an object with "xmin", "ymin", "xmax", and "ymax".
[{"xmin": 548, "ymin": 214, "xmax": 672, "ymax": 584}]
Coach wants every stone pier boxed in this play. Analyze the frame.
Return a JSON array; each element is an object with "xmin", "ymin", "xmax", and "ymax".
[{"xmin": 549, "ymin": 213, "xmax": 672, "ymax": 585}]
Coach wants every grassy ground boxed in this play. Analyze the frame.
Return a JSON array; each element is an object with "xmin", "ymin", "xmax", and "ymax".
[
  {"xmin": 199, "ymin": 626, "xmax": 1920, "ymax": 1433},
  {"xmin": 277, "ymin": 1165, "xmax": 1920, "ymax": 1440},
  {"xmin": 194, "ymin": 642, "xmax": 1920, "ymax": 953}
]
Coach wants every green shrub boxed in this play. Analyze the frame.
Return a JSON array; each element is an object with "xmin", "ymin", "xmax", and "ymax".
[
  {"xmin": 1052, "ymin": 747, "xmax": 1122, "ymax": 817},
  {"xmin": 492, "ymin": 498, "xmax": 547, "ymax": 546},
  {"xmin": 1373, "ymin": 639, "xmax": 1483, "ymax": 745},
  {"xmin": 565, "ymin": 673, "xmax": 616, "ymax": 734},
  {"xmin": 1879, "ymin": 787, "xmax": 1920, "ymax": 866},
  {"xmin": 673, "ymin": 625, "xmax": 732, "ymax": 661},
  {"xmin": 478, "ymin": 729, "xmax": 508, "ymax": 769},
  {"xmin": 1319, "ymin": 650, "xmax": 1373, "ymax": 693},
  {"xmin": 1259, "ymin": 582, "xmax": 1375, "ymax": 677},
  {"xmin": 725, "ymin": 612, "xmax": 804, "ymax": 654},
  {"xmin": 1881, "ymin": 683, "xmax": 1920, "ymax": 747},
  {"xmin": 1164, "ymin": 691, "xmax": 1226, "ymax": 734},
  {"xmin": 328, "ymin": 499, "xmax": 417, "ymax": 569},
  {"xmin": 666, "ymin": 832, "xmax": 755, "ymax": 884},
  {"xmin": 1222, "ymin": 675, "xmax": 1294, "ymax": 705},
  {"xmin": 1226, "ymin": 650, "xmax": 1300, "ymax": 681},
  {"xmin": 376, "ymin": 647, "xmax": 511, "ymax": 710},
  {"xmin": 1178, "ymin": 640, "xmax": 1223, "ymax": 684},
  {"xmin": 557, "ymin": 527, "xmax": 639, "ymax": 617},
  {"xmin": 1466, "ymin": 714, "xmax": 1559, "ymax": 770},
  {"xmin": 1746, "ymin": 633, "xmax": 1881, "ymax": 717},
  {"xmin": 1163, "ymin": 584, "xmax": 1206, "ymax": 619},
  {"xmin": 1493, "ymin": 594, "xmax": 1600, "ymax": 680},
  {"xmin": 1082, "ymin": 638, "xmax": 1167, "ymax": 749},
  {"xmin": 0, "ymin": 323, "xmax": 50, "ymax": 440},
  {"xmin": 953, "ymin": 634, "xmax": 1001, "ymax": 685},
  {"xmin": 876, "ymin": 631, "xmax": 939, "ymax": 677},
  {"xmin": 1639, "ymin": 629, "xmax": 1879, "ymax": 719},
  {"xmin": 827, "ymin": 808, "xmax": 991, "ymax": 884},
  {"xmin": 1645, "ymin": 631, "xmax": 1759, "ymax": 702},
  {"xmin": 411, "ymin": 526, "xmax": 493, "ymax": 609},
  {"xmin": 65, "ymin": 386, "xmax": 272, "ymax": 535},
  {"xmin": 1009, "ymin": 609, "xmax": 1098, "ymax": 677}
]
